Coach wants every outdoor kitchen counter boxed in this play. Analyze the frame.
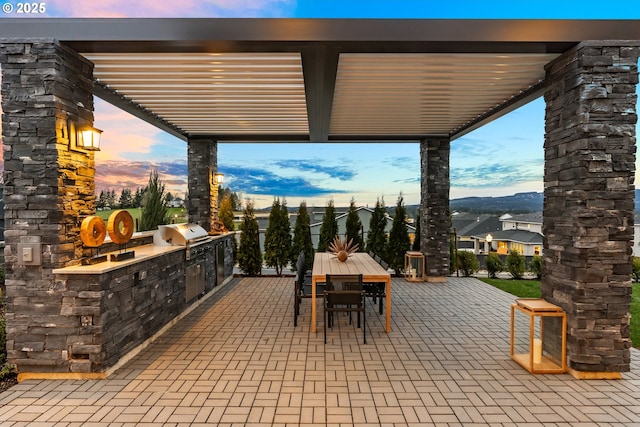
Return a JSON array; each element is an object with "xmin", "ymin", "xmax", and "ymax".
[{"xmin": 52, "ymin": 244, "xmax": 184, "ymax": 275}]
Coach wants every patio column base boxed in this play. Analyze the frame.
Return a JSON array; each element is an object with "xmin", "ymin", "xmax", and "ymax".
[
  {"xmin": 567, "ymin": 367, "xmax": 622, "ymax": 380},
  {"xmin": 425, "ymin": 276, "xmax": 446, "ymax": 283}
]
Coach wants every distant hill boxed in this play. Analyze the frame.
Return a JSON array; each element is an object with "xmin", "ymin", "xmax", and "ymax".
[
  {"xmin": 256, "ymin": 190, "xmax": 640, "ymax": 215},
  {"xmin": 450, "ymin": 192, "xmax": 543, "ymax": 214},
  {"xmin": 450, "ymin": 190, "xmax": 640, "ymax": 214}
]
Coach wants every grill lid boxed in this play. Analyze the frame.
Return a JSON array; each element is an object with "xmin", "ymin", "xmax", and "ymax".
[{"xmin": 153, "ymin": 223, "xmax": 209, "ymax": 246}]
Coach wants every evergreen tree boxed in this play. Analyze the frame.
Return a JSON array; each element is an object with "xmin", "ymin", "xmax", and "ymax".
[
  {"xmin": 387, "ymin": 194, "xmax": 412, "ymax": 275},
  {"xmin": 366, "ymin": 197, "xmax": 388, "ymax": 259},
  {"xmin": 237, "ymin": 200, "xmax": 262, "ymax": 276},
  {"xmin": 219, "ymin": 186, "xmax": 241, "ymax": 211},
  {"xmin": 133, "ymin": 188, "xmax": 145, "ymax": 208},
  {"xmin": 139, "ymin": 170, "xmax": 169, "ymax": 231},
  {"xmin": 317, "ymin": 199, "xmax": 338, "ymax": 252},
  {"xmin": 345, "ymin": 198, "xmax": 364, "ymax": 252},
  {"xmin": 412, "ymin": 212, "xmax": 421, "ymax": 251},
  {"xmin": 118, "ymin": 188, "xmax": 133, "ymax": 208},
  {"xmin": 219, "ymin": 194, "xmax": 237, "ymax": 262},
  {"xmin": 263, "ymin": 198, "xmax": 292, "ymax": 275},
  {"xmin": 97, "ymin": 190, "xmax": 107, "ymax": 210},
  {"xmin": 291, "ymin": 201, "xmax": 314, "ymax": 272},
  {"xmin": 219, "ymin": 194, "xmax": 235, "ymax": 231}
]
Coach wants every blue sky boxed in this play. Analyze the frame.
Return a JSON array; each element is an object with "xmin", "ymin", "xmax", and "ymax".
[{"xmin": 1, "ymin": 1, "xmax": 639, "ymax": 208}]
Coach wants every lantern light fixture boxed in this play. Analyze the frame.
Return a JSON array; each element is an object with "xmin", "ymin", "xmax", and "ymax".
[{"xmin": 77, "ymin": 126, "xmax": 103, "ymax": 151}]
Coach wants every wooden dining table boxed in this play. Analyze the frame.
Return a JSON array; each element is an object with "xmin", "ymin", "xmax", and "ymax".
[{"xmin": 311, "ymin": 252, "xmax": 392, "ymax": 333}]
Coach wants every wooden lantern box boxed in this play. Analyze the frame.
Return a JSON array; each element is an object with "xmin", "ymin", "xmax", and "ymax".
[{"xmin": 510, "ymin": 298, "xmax": 567, "ymax": 374}]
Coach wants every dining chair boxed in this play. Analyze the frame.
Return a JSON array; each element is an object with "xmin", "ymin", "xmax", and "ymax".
[
  {"xmin": 294, "ymin": 251, "xmax": 324, "ymax": 327},
  {"xmin": 363, "ymin": 254, "xmax": 387, "ymax": 315},
  {"xmin": 324, "ymin": 274, "xmax": 366, "ymax": 344}
]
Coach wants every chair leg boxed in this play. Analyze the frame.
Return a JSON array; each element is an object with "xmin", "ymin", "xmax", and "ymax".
[
  {"xmin": 324, "ymin": 308, "xmax": 327, "ymax": 344},
  {"xmin": 363, "ymin": 304, "xmax": 366, "ymax": 344}
]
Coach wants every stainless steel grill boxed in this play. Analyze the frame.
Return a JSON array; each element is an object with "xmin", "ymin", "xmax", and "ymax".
[
  {"xmin": 154, "ymin": 223, "xmax": 213, "ymax": 302},
  {"xmin": 153, "ymin": 223, "xmax": 212, "ymax": 260}
]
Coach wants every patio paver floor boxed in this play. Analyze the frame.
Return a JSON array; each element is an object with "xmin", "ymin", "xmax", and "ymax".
[{"xmin": 1, "ymin": 276, "xmax": 639, "ymax": 426}]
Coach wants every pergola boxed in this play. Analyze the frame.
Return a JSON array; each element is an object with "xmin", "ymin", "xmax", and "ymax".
[{"xmin": 1, "ymin": 18, "xmax": 639, "ymax": 377}]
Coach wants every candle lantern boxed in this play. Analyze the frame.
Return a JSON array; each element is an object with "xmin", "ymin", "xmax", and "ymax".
[
  {"xmin": 404, "ymin": 251, "xmax": 425, "ymax": 282},
  {"xmin": 510, "ymin": 298, "xmax": 567, "ymax": 374}
]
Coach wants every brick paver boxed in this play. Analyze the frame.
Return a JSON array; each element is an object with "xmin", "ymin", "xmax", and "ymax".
[{"xmin": 1, "ymin": 276, "xmax": 639, "ymax": 426}]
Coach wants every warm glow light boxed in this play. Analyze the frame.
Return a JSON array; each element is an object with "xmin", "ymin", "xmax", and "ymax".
[
  {"xmin": 214, "ymin": 173, "xmax": 224, "ymax": 184},
  {"xmin": 486, "ymin": 234, "xmax": 493, "ymax": 243},
  {"xmin": 77, "ymin": 126, "xmax": 103, "ymax": 151}
]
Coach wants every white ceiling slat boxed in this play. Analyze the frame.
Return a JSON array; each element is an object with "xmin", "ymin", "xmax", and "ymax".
[
  {"xmin": 85, "ymin": 52, "xmax": 309, "ymax": 135},
  {"xmin": 329, "ymin": 53, "xmax": 558, "ymax": 136},
  {"xmin": 84, "ymin": 51, "xmax": 558, "ymax": 139}
]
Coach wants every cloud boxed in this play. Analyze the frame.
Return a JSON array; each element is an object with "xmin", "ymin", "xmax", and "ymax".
[
  {"xmin": 451, "ymin": 137, "xmax": 503, "ymax": 159},
  {"xmin": 95, "ymin": 160, "xmax": 188, "ymax": 195},
  {"xmin": 44, "ymin": 0, "xmax": 293, "ymax": 17},
  {"xmin": 386, "ymin": 156, "xmax": 418, "ymax": 169},
  {"xmin": 220, "ymin": 165, "xmax": 347, "ymax": 197},
  {"xmin": 451, "ymin": 159, "xmax": 543, "ymax": 188},
  {"xmin": 273, "ymin": 159, "xmax": 356, "ymax": 181}
]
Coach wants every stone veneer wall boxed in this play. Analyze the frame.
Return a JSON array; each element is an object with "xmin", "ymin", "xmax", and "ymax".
[
  {"xmin": 187, "ymin": 138, "xmax": 218, "ymax": 232},
  {"xmin": 54, "ymin": 234, "xmax": 235, "ymax": 373},
  {"xmin": 1, "ymin": 40, "xmax": 96, "ymax": 373},
  {"xmin": 420, "ymin": 138, "xmax": 451, "ymax": 279},
  {"xmin": 543, "ymin": 41, "xmax": 639, "ymax": 373}
]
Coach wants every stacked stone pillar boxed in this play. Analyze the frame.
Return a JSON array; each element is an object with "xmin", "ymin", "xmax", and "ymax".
[
  {"xmin": 543, "ymin": 42, "xmax": 639, "ymax": 375},
  {"xmin": 187, "ymin": 137, "xmax": 218, "ymax": 232},
  {"xmin": 1, "ymin": 40, "xmax": 97, "ymax": 373},
  {"xmin": 420, "ymin": 138, "xmax": 451, "ymax": 281}
]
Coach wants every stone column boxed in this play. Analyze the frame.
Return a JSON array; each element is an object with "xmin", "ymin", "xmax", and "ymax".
[
  {"xmin": 187, "ymin": 137, "xmax": 218, "ymax": 231},
  {"xmin": 420, "ymin": 138, "xmax": 451, "ymax": 281},
  {"xmin": 1, "ymin": 40, "xmax": 96, "ymax": 373},
  {"xmin": 543, "ymin": 41, "xmax": 639, "ymax": 376}
]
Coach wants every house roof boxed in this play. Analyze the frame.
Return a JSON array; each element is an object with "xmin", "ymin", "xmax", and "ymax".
[
  {"xmin": 501, "ymin": 212, "xmax": 543, "ymax": 224},
  {"xmin": 451, "ymin": 213, "xmax": 501, "ymax": 237},
  {"xmin": 2, "ymin": 18, "xmax": 639, "ymax": 143}
]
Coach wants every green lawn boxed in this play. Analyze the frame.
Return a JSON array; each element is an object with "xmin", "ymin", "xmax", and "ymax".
[
  {"xmin": 95, "ymin": 207, "xmax": 188, "ymax": 229},
  {"xmin": 479, "ymin": 278, "xmax": 640, "ymax": 348}
]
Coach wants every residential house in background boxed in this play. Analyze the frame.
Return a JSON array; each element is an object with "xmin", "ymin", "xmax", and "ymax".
[
  {"xmin": 451, "ymin": 213, "xmax": 501, "ymax": 253},
  {"xmin": 453, "ymin": 212, "xmax": 543, "ymax": 257}
]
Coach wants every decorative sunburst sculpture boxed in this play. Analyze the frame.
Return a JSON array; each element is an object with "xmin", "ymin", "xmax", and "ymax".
[{"xmin": 328, "ymin": 236, "xmax": 359, "ymax": 262}]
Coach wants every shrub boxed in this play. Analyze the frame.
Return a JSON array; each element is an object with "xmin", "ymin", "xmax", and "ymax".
[
  {"xmin": 263, "ymin": 198, "xmax": 291, "ymax": 276},
  {"xmin": 237, "ymin": 201, "xmax": 262, "ymax": 276},
  {"xmin": 529, "ymin": 255, "xmax": 543, "ymax": 280},
  {"xmin": 485, "ymin": 253, "xmax": 503, "ymax": 278},
  {"xmin": 291, "ymin": 201, "xmax": 314, "ymax": 272},
  {"xmin": 317, "ymin": 200, "xmax": 338, "ymax": 252},
  {"xmin": 457, "ymin": 251, "xmax": 479, "ymax": 277},
  {"xmin": 506, "ymin": 250, "xmax": 526, "ymax": 279},
  {"xmin": 633, "ymin": 257, "xmax": 640, "ymax": 282},
  {"xmin": 387, "ymin": 194, "xmax": 411, "ymax": 275},
  {"xmin": 139, "ymin": 169, "xmax": 169, "ymax": 231}
]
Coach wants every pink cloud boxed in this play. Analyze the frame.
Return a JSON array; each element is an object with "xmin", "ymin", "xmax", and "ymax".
[
  {"xmin": 93, "ymin": 100, "xmax": 163, "ymax": 161},
  {"xmin": 45, "ymin": 0, "xmax": 292, "ymax": 18}
]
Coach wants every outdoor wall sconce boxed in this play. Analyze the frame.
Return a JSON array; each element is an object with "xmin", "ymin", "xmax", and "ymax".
[
  {"xmin": 214, "ymin": 173, "xmax": 224, "ymax": 185},
  {"xmin": 65, "ymin": 120, "xmax": 102, "ymax": 152},
  {"xmin": 77, "ymin": 125, "xmax": 102, "ymax": 151}
]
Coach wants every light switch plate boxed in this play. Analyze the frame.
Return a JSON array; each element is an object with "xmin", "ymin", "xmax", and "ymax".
[{"xmin": 17, "ymin": 243, "xmax": 42, "ymax": 265}]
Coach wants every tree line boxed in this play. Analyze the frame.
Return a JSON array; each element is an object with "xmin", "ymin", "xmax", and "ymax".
[
  {"xmin": 236, "ymin": 194, "xmax": 420, "ymax": 276},
  {"xmin": 96, "ymin": 185, "xmax": 240, "ymax": 211}
]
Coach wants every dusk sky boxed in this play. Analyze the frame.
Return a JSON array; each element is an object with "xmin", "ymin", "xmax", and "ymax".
[{"xmin": 1, "ymin": 1, "xmax": 639, "ymax": 209}]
